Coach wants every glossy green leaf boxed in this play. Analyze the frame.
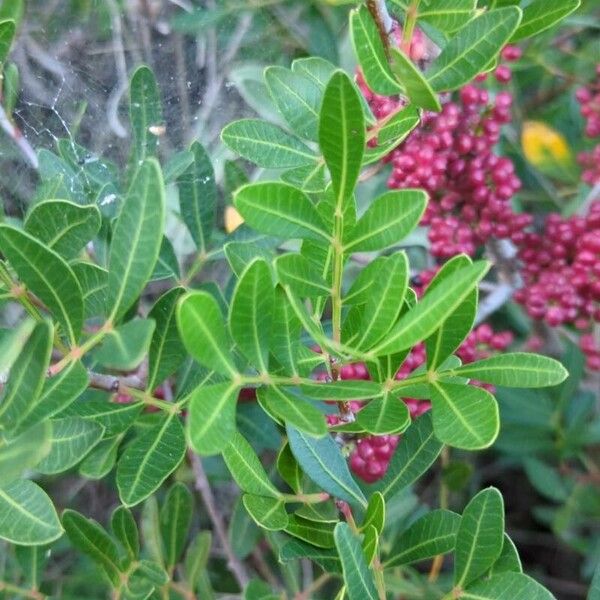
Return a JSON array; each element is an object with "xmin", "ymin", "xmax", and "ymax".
[
  {"xmin": 334, "ymin": 522, "xmax": 378, "ymax": 600},
  {"xmin": 285, "ymin": 515, "xmax": 335, "ymax": 548},
  {"xmin": 37, "ymin": 417, "xmax": 104, "ymax": 475},
  {"xmin": 287, "ymin": 425, "xmax": 367, "ymax": 507},
  {"xmin": 362, "ymin": 492, "xmax": 385, "ymax": 535},
  {"xmin": 94, "ymin": 318, "xmax": 155, "ymax": 371},
  {"xmin": 271, "ymin": 287, "xmax": 302, "ymax": 376},
  {"xmin": 385, "ymin": 509, "xmax": 461, "ymax": 567},
  {"xmin": 163, "ymin": 149, "xmax": 193, "ymax": 182},
  {"xmin": 230, "ymin": 259, "xmax": 273, "ymax": 372},
  {"xmin": 130, "ymin": 65, "xmax": 163, "ymax": 162},
  {"xmin": 455, "ymin": 487, "xmax": 504, "ymax": 587},
  {"xmin": 177, "ymin": 141, "xmax": 216, "ymax": 253},
  {"xmin": 234, "ymin": 182, "xmax": 330, "ymax": 242},
  {"xmin": 151, "ymin": 236, "xmax": 180, "ymax": 282},
  {"xmin": 72, "ymin": 262, "xmax": 108, "ymax": 319},
  {"xmin": 0, "ymin": 321, "xmax": 52, "ymax": 431},
  {"xmin": 16, "ymin": 360, "xmax": 88, "ymax": 433},
  {"xmin": 427, "ymin": 7, "xmax": 522, "ymax": 92},
  {"xmin": 184, "ymin": 531, "xmax": 212, "ymax": 589},
  {"xmin": 391, "ymin": 49, "xmax": 441, "ymax": 112},
  {"xmin": 0, "ymin": 225, "xmax": 84, "ymax": 343},
  {"xmin": 160, "ymin": 482, "xmax": 193, "ymax": 568},
  {"xmin": 62, "ymin": 400, "xmax": 142, "ymax": 438},
  {"xmin": 187, "ymin": 382, "xmax": 240, "ymax": 455},
  {"xmin": 147, "ymin": 287, "xmax": 186, "ymax": 390},
  {"xmin": 430, "ymin": 382, "xmax": 499, "ymax": 450},
  {"xmin": 283, "ymin": 162, "xmax": 328, "ymax": 193},
  {"xmin": 350, "ymin": 7, "xmax": 402, "ymax": 95},
  {"xmin": 426, "ymin": 255, "xmax": 477, "ymax": 370},
  {"xmin": 275, "ymin": 253, "xmax": 330, "ymax": 298},
  {"xmin": 345, "ymin": 190, "xmax": 427, "ymax": 252},
  {"xmin": 107, "ymin": 159, "xmax": 165, "ymax": 321},
  {"xmin": 112, "ymin": 505, "xmax": 139, "ymax": 560},
  {"xmin": 223, "ymin": 432, "xmax": 281, "ymax": 498},
  {"xmin": 463, "ymin": 572, "xmax": 555, "ymax": 600},
  {"xmin": 454, "ymin": 353, "xmax": 568, "ymax": 388},
  {"xmin": 25, "ymin": 200, "xmax": 101, "ymax": 260},
  {"xmin": 394, "ymin": 0, "xmax": 476, "ymax": 33},
  {"xmin": 0, "ymin": 18, "xmax": 15, "ymax": 69},
  {"xmin": 117, "ymin": 413, "xmax": 186, "ymax": 506},
  {"xmin": 62, "ymin": 509, "xmax": 121, "ymax": 584},
  {"xmin": 243, "ymin": 494, "xmax": 288, "ymax": 531},
  {"xmin": 298, "ymin": 379, "xmax": 382, "ymax": 401},
  {"xmin": 488, "ymin": 534, "xmax": 522, "ymax": 576},
  {"xmin": 79, "ymin": 436, "xmax": 121, "ymax": 479},
  {"xmin": 177, "ymin": 291, "xmax": 238, "ymax": 377},
  {"xmin": 0, "ymin": 480, "xmax": 63, "ymax": 545},
  {"xmin": 511, "ymin": 0, "xmax": 580, "ymax": 42},
  {"xmin": 279, "ymin": 539, "xmax": 341, "ymax": 573},
  {"xmin": 259, "ymin": 387, "xmax": 327, "ymax": 437},
  {"xmin": 0, "ymin": 421, "xmax": 52, "ymax": 485},
  {"xmin": 222, "ymin": 119, "xmax": 317, "ymax": 168},
  {"xmin": 225, "ymin": 241, "xmax": 274, "ymax": 278},
  {"xmin": 375, "ymin": 412, "xmax": 442, "ymax": 500},
  {"xmin": 371, "ymin": 261, "xmax": 489, "ymax": 356},
  {"xmin": 320, "ymin": 71, "xmax": 365, "ymax": 212},
  {"xmin": 265, "ymin": 66, "xmax": 321, "ymax": 141},
  {"xmin": 14, "ymin": 544, "xmax": 47, "ymax": 590},
  {"xmin": 355, "ymin": 391, "xmax": 411, "ymax": 435}
]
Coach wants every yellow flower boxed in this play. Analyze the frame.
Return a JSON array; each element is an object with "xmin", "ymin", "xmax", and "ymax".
[
  {"xmin": 225, "ymin": 205, "xmax": 244, "ymax": 233},
  {"xmin": 522, "ymin": 121, "xmax": 571, "ymax": 167}
]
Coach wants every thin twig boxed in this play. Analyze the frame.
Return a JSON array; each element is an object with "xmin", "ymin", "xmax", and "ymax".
[
  {"xmin": 189, "ymin": 452, "xmax": 250, "ymax": 589},
  {"xmin": 88, "ymin": 371, "xmax": 145, "ymax": 393}
]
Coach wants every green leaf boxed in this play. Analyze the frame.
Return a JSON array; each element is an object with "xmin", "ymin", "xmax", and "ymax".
[
  {"xmin": 350, "ymin": 7, "xmax": 402, "ymax": 95},
  {"xmin": 24, "ymin": 200, "xmax": 101, "ymax": 260},
  {"xmin": 62, "ymin": 400, "xmax": 142, "ymax": 438},
  {"xmin": 234, "ymin": 182, "xmax": 330, "ymax": 242},
  {"xmin": 390, "ymin": 49, "xmax": 441, "ymax": 112},
  {"xmin": 271, "ymin": 287, "xmax": 302, "ymax": 376},
  {"xmin": 275, "ymin": 254, "xmax": 330, "ymax": 298},
  {"xmin": 79, "ymin": 436, "xmax": 121, "ymax": 479},
  {"xmin": 430, "ymin": 382, "xmax": 499, "ymax": 450},
  {"xmin": 160, "ymin": 482, "xmax": 193, "ymax": 568},
  {"xmin": 259, "ymin": 386, "xmax": 327, "ymax": 437},
  {"xmin": 345, "ymin": 190, "xmax": 427, "ymax": 252},
  {"xmin": 229, "ymin": 496, "xmax": 261, "ymax": 559},
  {"xmin": 177, "ymin": 141, "xmax": 216, "ymax": 253},
  {"xmin": 130, "ymin": 65, "xmax": 163, "ymax": 162},
  {"xmin": 350, "ymin": 252, "xmax": 409, "ymax": 350},
  {"xmin": 375, "ymin": 412, "xmax": 442, "ymax": 500},
  {"xmin": 589, "ymin": 562, "xmax": 600, "ymax": 600},
  {"xmin": 112, "ymin": 505, "xmax": 140, "ymax": 560},
  {"xmin": 298, "ymin": 380, "xmax": 382, "ymax": 401},
  {"xmin": 0, "ymin": 480, "xmax": 63, "ymax": 545},
  {"xmin": 15, "ymin": 360, "xmax": 88, "ymax": 433},
  {"xmin": 62, "ymin": 509, "xmax": 121, "ymax": 585},
  {"xmin": 287, "ymin": 425, "xmax": 367, "ymax": 508},
  {"xmin": 225, "ymin": 241, "xmax": 274, "ymax": 278},
  {"xmin": 94, "ymin": 318, "xmax": 155, "ymax": 371},
  {"xmin": 0, "ymin": 225, "xmax": 84, "ymax": 344},
  {"xmin": 37, "ymin": 417, "xmax": 104, "ymax": 475},
  {"xmin": 117, "ymin": 413, "xmax": 186, "ymax": 507},
  {"xmin": 426, "ymin": 7, "xmax": 522, "ymax": 92},
  {"xmin": 163, "ymin": 149, "xmax": 193, "ymax": 182},
  {"xmin": 147, "ymin": 287, "xmax": 186, "ymax": 390},
  {"xmin": 0, "ymin": 19, "xmax": 15, "ymax": 70},
  {"xmin": 107, "ymin": 159, "xmax": 165, "ymax": 321},
  {"xmin": 0, "ymin": 421, "xmax": 52, "ymax": 485},
  {"xmin": 279, "ymin": 539, "xmax": 341, "ymax": 573},
  {"xmin": 385, "ymin": 509, "xmax": 461, "ymax": 567},
  {"xmin": 319, "ymin": 71, "xmax": 365, "ymax": 210},
  {"xmin": 243, "ymin": 494, "xmax": 289, "ymax": 531},
  {"xmin": 463, "ymin": 572, "xmax": 555, "ymax": 599},
  {"xmin": 395, "ymin": 0, "xmax": 476, "ymax": 33},
  {"xmin": 72, "ymin": 262, "xmax": 108, "ymax": 319},
  {"xmin": 355, "ymin": 391, "xmax": 410, "ymax": 435},
  {"xmin": 362, "ymin": 492, "xmax": 385, "ymax": 535},
  {"xmin": 285, "ymin": 515, "xmax": 335, "ymax": 548},
  {"xmin": 222, "ymin": 119, "xmax": 317, "ymax": 168},
  {"xmin": 265, "ymin": 66, "xmax": 321, "ymax": 141},
  {"xmin": 230, "ymin": 259, "xmax": 273, "ymax": 372},
  {"xmin": 187, "ymin": 382, "xmax": 240, "ymax": 455},
  {"xmin": 184, "ymin": 531, "xmax": 212, "ymax": 590},
  {"xmin": 511, "ymin": 0, "xmax": 580, "ymax": 42},
  {"xmin": 222, "ymin": 432, "xmax": 281, "ymax": 498},
  {"xmin": 333, "ymin": 523, "xmax": 378, "ymax": 600},
  {"xmin": 177, "ymin": 291, "xmax": 238, "ymax": 377},
  {"xmin": 0, "ymin": 321, "xmax": 52, "ymax": 431},
  {"xmin": 371, "ymin": 261, "xmax": 489, "ymax": 356},
  {"xmin": 454, "ymin": 353, "xmax": 568, "ymax": 388},
  {"xmin": 488, "ymin": 534, "xmax": 522, "ymax": 576},
  {"xmin": 151, "ymin": 236, "xmax": 180, "ymax": 282},
  {"xmin": 426, "ymin": 255, "xmax": 477, "ymax": 370},
  {"xmin": 14, "ymin": 545, "xmax": 47, "ymax": 590},
  {"xmin": 455, "ymin": 487, "xmax": 504, "ymax": 587},
  {"xmin": 136, "ymin": 559, "xmax": 168, "ymax": 585}
]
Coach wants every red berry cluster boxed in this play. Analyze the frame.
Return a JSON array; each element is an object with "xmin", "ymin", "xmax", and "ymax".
[
  {"xmin": 359, "ymin": 44, "xmax": 530, "ymax": 258},
  {"xmin": 515, "ymin": 202, "xmax": 600, "ymax": 369},
  {"xmin": 576, "ymin": 66, "xmax": 600, "ymax": 185}
]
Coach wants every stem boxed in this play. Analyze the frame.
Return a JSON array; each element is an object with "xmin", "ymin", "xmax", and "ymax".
[
  {"xmin": 0, "ymin": 581, "xmax": 45, "ymax": 599},
  {"xmin": 189, "ymin": 452, "xmax": 250, "ymax": 589},
  {"xmin": 429, "ymin": 446, "xmax": 450, "ymax": 582},
  {"xmin": 294, "ymin": 572, "xmax": 332, "ymax": 600},
  {"xmin": 401, "ymin": 0, "xmax": 421, "ymax": 55},
  {"xmin": 282, "ymin": 492, "xmax": 330, "ymax": 504},
  {"xmin": 367, "ymin": 0, "xmax": 395, "ymax": 54}
]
